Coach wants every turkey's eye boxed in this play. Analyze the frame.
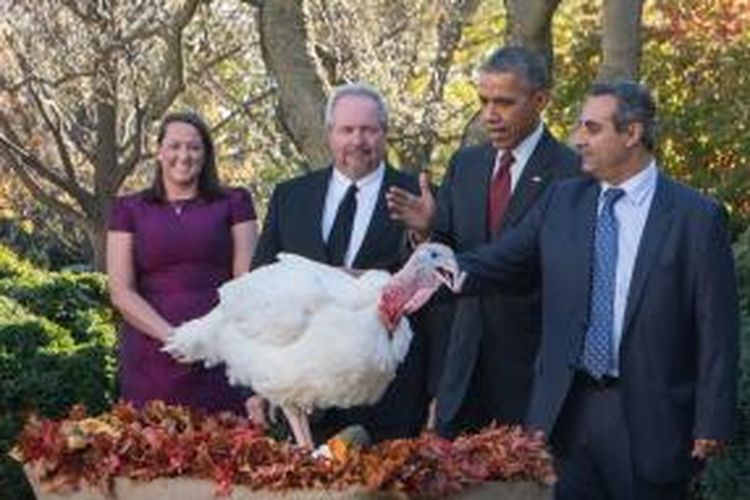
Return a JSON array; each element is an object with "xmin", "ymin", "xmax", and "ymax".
[{"xmin": 429, "ymin": 251, "xmax": 438, "ymax": 259}]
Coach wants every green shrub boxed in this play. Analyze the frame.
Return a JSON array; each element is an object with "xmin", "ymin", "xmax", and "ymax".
[
  {"xmin": 0, "ymin": 244, "xmax": 35, "ymax": 280},
  {"xmin": 0, "ymin": 214, "xmax": 90, "ymax": 271},
  {"xmin": 0, "ymin": 271, "xmax": 110, "ymax": 332},
  {"xmin": 700, "ymin": 227, "xmax": 750, "ymax": 500},
  {"xmin": 0, "ymin": 245, "xmax": 116, "ymax": 499}
]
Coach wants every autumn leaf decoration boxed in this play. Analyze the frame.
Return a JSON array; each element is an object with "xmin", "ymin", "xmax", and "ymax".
[{"xmin": 12, "ymin": 401, "xmax": 554, "ymax": 497}]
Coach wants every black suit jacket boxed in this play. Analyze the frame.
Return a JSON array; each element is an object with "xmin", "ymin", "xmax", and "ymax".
[
  {"xmin": 459, "ymin": 173, "xmax": 739, "ymax": 482},
  {"xmin": 252, "ymin": 165, "xmax": 427, "ymax": 442},
  {"xmin": 433, "ymin": 128, "xmax": 579, "ymax": 433}
]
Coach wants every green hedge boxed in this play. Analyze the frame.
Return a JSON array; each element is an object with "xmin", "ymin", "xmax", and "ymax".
[
  {"xmin": 700, "ymin": 228, "xmax": 750, "ymax": 499},
  {"xmin": 0, "ymin": 246, "xmax": 116, "ymax": 499}
]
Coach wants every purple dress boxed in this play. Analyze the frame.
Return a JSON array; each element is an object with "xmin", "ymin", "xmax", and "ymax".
[{"xmin": 108, "ymin": 188, "xmax": 256, "ymax": 414}]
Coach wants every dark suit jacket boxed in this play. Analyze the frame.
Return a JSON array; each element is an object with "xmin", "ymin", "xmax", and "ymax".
[
  {"xmin": 459, "ymin": 173, "xmax": 739, "ymax": 482},
  {"xmin": 252, "ymin": 165, "xmax": 427, "ymax": 442},
  {"xmin": 433, "ymin": 128, "xmax": 579, "ymax": 434}
]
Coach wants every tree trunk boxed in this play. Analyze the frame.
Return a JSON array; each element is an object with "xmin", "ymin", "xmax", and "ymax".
[
  {"xmin": 86, "ymin": 40, "xmax": 119, "ymax": 271},
  {"xmin": 505, "ymin": 0, "xmax": 563, "ymax": 71},
  {"xmin": 258, "ymin": 0, "xmax": 331, "ymax": 170},
  {"xmin": 86, "ymin": 218, "xmax": 109, "ymax": 273},
  {"xmin": 597, "ymin": 0, "xmax": 644, "ymax": 81}
]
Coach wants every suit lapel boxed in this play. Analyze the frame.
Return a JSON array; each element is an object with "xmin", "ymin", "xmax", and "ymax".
[
  {"xmin": 304, "ymin": 167, "xmax": 333, "ymax": 262},
  {"xmin": 352, "ymin": 166, "xmax": 397, "ymax": 267},
  {"xmin": 501, "ymin": 129, "xmax": 556, "ymax": 231},
  {"xmin": 577, "ymin": 182, "xmax": 601, "ymax": 332},
  {"xmin": 472, "ymin": 144, "xmax": 496, "ymax": 242},
  {"xmin": 621, "ymin": 174, "xmax": 675, "ymax": 338}
]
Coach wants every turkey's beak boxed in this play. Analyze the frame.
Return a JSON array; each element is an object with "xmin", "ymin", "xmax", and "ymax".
[{"xmin": 435, "ymin": 260, "xmax": 466, "ymax": 293}]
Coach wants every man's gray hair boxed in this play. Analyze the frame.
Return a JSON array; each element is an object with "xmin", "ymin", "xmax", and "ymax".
[
  {"xmin": 479, "ymin": 46, "xmax": 550, "ymax": 91},
  {"xmin": 324, "ymin": 83, "xmax": 389, "ymax": 131},
  {"xmin": 589, "ymin": 80, "xmax": 658, "ymax": 151}
]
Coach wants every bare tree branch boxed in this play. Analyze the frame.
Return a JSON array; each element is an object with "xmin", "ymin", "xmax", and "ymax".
[
  {"xmin": 190, "ymin": 45, "xmax": 250, "ymax": 76},
  {"xmin": 59, "ymin": 0, "xmax": 105, "ymax": 25},
  {"xmin": 209, "ymin": 88, "xmax": 277, "ymax": 133},
  {"xmin": 114, "ymin": 0, "xmax": 202, "ymax": 193},
  {"xmin": 2, "ymin": 69, "xmax": 98, "ymax": 93},
  {"xmin": 26, "ymin": 84, "xmax": 79, "ymax": 186},
  {"xmin": 66, "ymin": 118, "xmax": 98, "ymax": 166},
  {"xmin": 410, "ymin": 0, "xmax": 481, "ymax": 171},
  {"xmin": 0, "ymin": 129, "xmax": 94, "ymax": 209},
  {"xmin": 114, "ymin": 103, "xmax": 147, "ymax": 192},
  {"xmin": 141, "ymin": 0, "xmax": 201, "ymax": 121},
  {"xmin": 0, "ymin": 145, "xmax": 87, "ymax": 228}
]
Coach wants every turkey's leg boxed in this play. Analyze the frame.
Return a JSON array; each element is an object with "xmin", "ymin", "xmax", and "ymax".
[{"xmin": 283, "ymin": 406, "xmax": 314, "ymax": 448}]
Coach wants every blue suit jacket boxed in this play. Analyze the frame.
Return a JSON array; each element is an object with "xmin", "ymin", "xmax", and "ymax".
[{"xmin": 458, "ymin": 173, "xmax": 739, "ymax": 482}]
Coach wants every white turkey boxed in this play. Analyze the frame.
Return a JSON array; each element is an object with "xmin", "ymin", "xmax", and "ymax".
[{"xmin": 163, "ymin": 244, "xmax": 462, "ymax": 448}]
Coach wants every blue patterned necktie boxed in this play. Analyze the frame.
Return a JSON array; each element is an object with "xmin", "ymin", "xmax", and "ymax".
[{"xmin": 581, "ymin": 188, "xmax": 625, "ymax": 379}]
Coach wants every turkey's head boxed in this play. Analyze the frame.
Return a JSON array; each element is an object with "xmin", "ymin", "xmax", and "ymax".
[{"xmin": 378, "ymin": 243, "xmax": 465, "ymax": 331}]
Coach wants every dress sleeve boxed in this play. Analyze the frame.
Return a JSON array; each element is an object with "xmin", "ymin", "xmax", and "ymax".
[
  {"xmin": 228, "ymin": 187, "xmax": 257, "ymax": 225},
  {"xmin": 108, "ymin": 195, "xmax": 136, "ymax": 232}
]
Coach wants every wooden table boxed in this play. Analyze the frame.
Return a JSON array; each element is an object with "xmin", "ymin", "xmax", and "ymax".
[{"xmin": 26, "ymin": 470, "xmax": 552, "ymax": 500}]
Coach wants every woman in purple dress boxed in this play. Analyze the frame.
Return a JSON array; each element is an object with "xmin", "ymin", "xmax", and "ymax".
[{"xmin": 106, "ymin": 111, "xmax": 258, "ymax": 414}]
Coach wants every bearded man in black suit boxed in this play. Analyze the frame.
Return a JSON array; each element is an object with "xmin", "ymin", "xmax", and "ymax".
[{"xmin": 249, "ymin": 83, "xmax": 427, "ymax": 443}]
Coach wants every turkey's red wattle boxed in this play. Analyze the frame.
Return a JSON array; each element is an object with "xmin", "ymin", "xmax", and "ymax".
[{"xmin": 380, "ymin": 285, "xmax": 409, "ymax": 330}]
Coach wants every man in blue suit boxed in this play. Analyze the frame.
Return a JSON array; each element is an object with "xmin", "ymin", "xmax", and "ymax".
[{"xmin": 452, "ymin": 81, "xmax": 739, "ymax": 499}]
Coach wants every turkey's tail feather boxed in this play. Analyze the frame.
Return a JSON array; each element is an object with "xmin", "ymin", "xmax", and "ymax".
[{"xmin": 163, "ymin": 306, "xmax": 226, "ymax": 367}]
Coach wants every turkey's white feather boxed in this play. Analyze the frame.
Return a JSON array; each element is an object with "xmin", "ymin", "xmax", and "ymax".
[{"xmin": 166, "ymin": 253, "xmax": 413, "ymax": 412}]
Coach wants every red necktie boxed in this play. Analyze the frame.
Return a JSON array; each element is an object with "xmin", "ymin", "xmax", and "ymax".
[{"xmin": 487, "ymin": 150, "xmax": 514, "ymax": 234}]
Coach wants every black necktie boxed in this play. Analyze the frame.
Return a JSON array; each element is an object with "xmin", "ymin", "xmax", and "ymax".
[{"xmin": 327, "ymin": 183, "xmax": 358, "ymax": 266}]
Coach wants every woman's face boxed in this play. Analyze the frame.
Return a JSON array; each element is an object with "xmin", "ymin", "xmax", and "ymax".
[{"xmin": 158, "ymin": 121, "xmax": 206, "ymax": 192}]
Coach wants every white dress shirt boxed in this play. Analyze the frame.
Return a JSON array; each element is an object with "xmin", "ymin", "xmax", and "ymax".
[
  {"xmin": 322, "ymin": 163, "xmax": 385, "ymax": 268},
  {"xmin": 599, "ymin": 160, "xmax": 658, "ymax": 374}
]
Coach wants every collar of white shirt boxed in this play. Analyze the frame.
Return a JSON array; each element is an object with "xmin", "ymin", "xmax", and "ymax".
[
  {"xmin": 599, "ymin": 159, "xmax": 658, "ymax": 208},
  {"xmin": 331, "ymin": 162, "xmax": 385, "ymax": 193},
  {"xmin": 323, "ymin": 162, "xmax": 386, "ymax": 267}
]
